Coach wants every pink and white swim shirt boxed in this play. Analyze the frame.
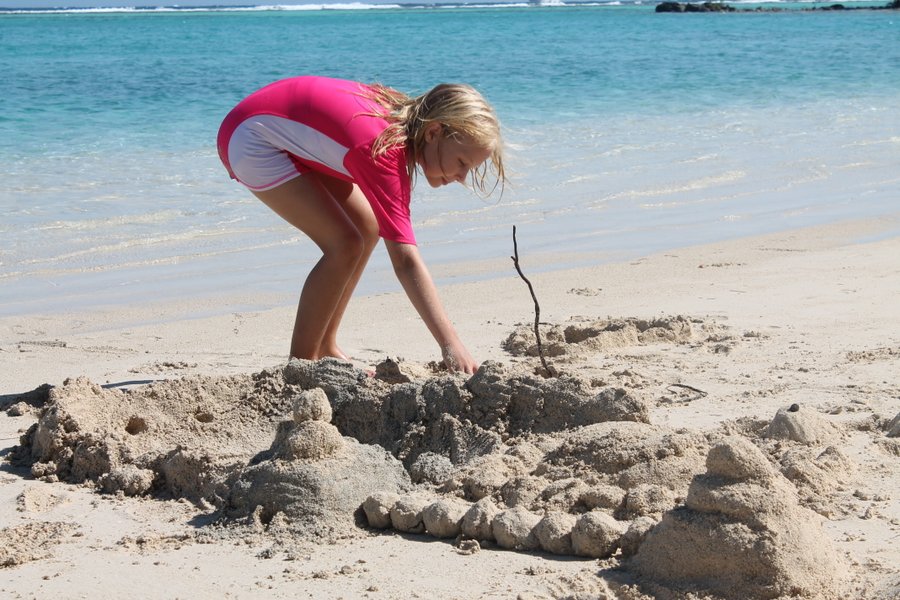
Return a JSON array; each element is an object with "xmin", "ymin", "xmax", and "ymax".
[{"xmin": 217, "ymin": 76, "xmax": 415, "ymax": 245}]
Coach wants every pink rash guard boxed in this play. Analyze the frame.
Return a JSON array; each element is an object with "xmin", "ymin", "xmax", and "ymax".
[{"xmin": 217, "ymin": 76, "xmax": 415, "ymax": 245}]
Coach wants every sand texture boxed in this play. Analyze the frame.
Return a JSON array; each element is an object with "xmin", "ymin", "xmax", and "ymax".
[{"xmin": 2, "ymin": 221, "xmax": 899, "ymax": 599}]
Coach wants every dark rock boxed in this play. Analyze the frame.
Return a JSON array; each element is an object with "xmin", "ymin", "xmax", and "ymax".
[
  {"xmin": 657, "ymin": 1, "xmax": 735, "ymax": 12},
  {"xmin": 656, "ymin": 1, "xmax": 686, "ymax": 11}
]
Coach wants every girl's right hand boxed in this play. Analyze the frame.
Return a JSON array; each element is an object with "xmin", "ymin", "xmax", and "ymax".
[
  {"xmin": 442, "ymin": 341, "xmax": 479, "ymax": 374},
  {"xmin": 384, "ymin": 240, "xmax": 480, "ymax": 374}
]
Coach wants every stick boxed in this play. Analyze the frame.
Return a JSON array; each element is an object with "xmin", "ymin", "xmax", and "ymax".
[
  {"xmin": 666, "ymin": 383, "xmax": 708, "ymax": 400},
  {"xmin": 511, "ymin": 226, "xmax": 554, "ymax": 376}
]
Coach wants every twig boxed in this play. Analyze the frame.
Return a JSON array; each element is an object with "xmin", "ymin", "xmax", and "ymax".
[
  {"xmin": 666, "ymin": 383, "xmax": 708, "ymax": 401},
  {"xmin": 511, "ymin": 226, "xmax": 554, "ymax": 377}
]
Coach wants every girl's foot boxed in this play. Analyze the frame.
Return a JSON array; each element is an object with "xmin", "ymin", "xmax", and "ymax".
[{"xmin": 319, "ymin": 344, "xmax": 351, "ymax": 362}]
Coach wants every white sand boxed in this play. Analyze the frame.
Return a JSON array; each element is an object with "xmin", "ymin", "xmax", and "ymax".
[{"xmin": 2, "ymin": 218, "xmax": 899, "ymax": 599}]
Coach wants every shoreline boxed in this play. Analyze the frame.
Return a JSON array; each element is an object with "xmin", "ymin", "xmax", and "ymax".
[{"xmin": 2, "ymin": 215, "xmax": 896, "ymax": 390}]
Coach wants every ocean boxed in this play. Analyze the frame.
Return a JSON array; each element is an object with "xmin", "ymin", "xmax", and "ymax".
[{"xmin": 2, "ymin": 2, "xmax": 898, "ymax": 316}]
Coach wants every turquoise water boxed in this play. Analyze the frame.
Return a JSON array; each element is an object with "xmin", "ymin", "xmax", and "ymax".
[{"xmin": 2, "ymin": 4, "xmax": 898, "ymax": 315}]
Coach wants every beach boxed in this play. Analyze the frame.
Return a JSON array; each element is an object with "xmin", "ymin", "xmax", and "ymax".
[
  {"xmin": 2, "ymin": 3, "xmax": 899, "ymax": 597},
  {"xmin": 3, "ymin": 217, "xmax": 899, "ymax": 599}
]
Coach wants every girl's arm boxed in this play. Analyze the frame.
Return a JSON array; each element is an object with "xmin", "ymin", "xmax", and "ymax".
[{"xmin": 384, "ymin": 240, "xmax": 478, "ymax": 374}]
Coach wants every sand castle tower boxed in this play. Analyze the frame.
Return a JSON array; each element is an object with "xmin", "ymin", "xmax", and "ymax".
[
  {"xmin": 227, "ymin": 387, "xmax": 411, "ymax": 536},
  {"xmin": 630, "ymin": 436, "xmax": 848, "ymax": 599}
]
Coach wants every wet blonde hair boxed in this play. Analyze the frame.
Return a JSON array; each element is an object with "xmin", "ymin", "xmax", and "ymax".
[{"xmin": 364, "ymin": 82, "xmax": 506, "ymax": 196}]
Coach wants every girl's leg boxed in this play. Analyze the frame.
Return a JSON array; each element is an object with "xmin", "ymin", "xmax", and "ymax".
[
  {"xmin": 251, "ymin": 174, "xmax": 370, "ymax": 360},
  {"xmin": 315, "ymin": 176, "xmax": 380, "ymax": 359}
]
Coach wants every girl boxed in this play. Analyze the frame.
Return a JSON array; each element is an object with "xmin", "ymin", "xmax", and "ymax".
[{"xmin": 217, "ymin": 76, "xmax": 505, "ymax": 374}]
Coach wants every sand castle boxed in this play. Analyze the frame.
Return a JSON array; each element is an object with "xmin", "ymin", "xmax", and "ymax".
[{"xmin": 12, "ymin": 315, "xmax": 868, "ymax": 598}]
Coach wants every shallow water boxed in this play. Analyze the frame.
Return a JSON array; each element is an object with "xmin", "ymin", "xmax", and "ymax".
[{"xmin": 2, "ymin": 4, "xmax": 898, "ymax": 315}]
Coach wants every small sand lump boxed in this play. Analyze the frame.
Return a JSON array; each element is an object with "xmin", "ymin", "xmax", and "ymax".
[
  {"xmin": 765, "ymin": 404, "xmax": 836, "ymax": 444},
  {"xmin": 362, "ymin": 491, "xmax": 400, "ymax": 529},
  {"xmin": 492, "ymin": 506, "xmax": 541, "ymax": 550},
  {"xmin": 571, "ymin": 511, "xmax": 624, "ymax": 558},
  {"xmin": 390, "ymin": 495, "xmax": 430, "ymax": 534},
  {"xmin": 619, "ymin": 516, "xmax": 657, "ymax": 558},
  {"xmin": 101, "ymin": 465, "xmax": 155, "ymax": 496},
  {"xmin": 461, "ymin": 497, "xmax": 500, "ymax": 541},
  {"xmin": 422, "ymin": 498, "xmax": 468, "ymax": 538},
  {"xmin": 887, "ymin": 411, "xmax": 900, "ymax": 438},
  {"xmin": 293, "ymin": 387, "xmax": 333, "ymax": 423},
  {"xmin": 534, "ymin": 512, "xmax": 577, "ymax": 555}
]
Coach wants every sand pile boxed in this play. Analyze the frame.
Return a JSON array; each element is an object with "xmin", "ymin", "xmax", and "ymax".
[
  {"xmin": 16, "ymin": 370, "xmax": 299, "ymax": 504},
  {"xmin": 14, "ymin": 368, "xmax": 411, "ymax": 540},
  {"xmin": 764, "ymin": 403, "xmax": 840, "ymax": 445},
  {"xmin": 13, "ymin": 354, "xmax": 691, "ymax": 544},
  {"xmin": 777, "ymin": 444, "xmax": 855, "ymax": 517},
  {"xmin": 630, "ymin": 436, "xmax": 848, "ymax": 599},
  {"xmin": 502, "ymin": 315, "xmax": 713, "ymax": 359},
  {"xmin": 284, "ymin": 357, "xmax": 652, "ymax": 465},
  {"xmin": 743, "ymin": 404, "xmax": 856, "ymax": 518}
]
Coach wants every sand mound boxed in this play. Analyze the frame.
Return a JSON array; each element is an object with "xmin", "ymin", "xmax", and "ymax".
[
  {"xmin": 778, "ymin": 445, "xmax": 855, "ymax": 517},
  {"xmin": 17, "ymin": 370, "xmax": 297, "ymax": 504},
  {"xmin": 227, "ymin": 436, "xmax": 410, "ymax": 538},
  {"xmin": 764, "ymin": 403, "xmax": 840, "ymax": 444},
  {"xmin": 630, "ymin": 436, "xmax": 848, "ymax": 599},
  {"xmin": 502, "ymin": 315, "xmax": 712, "ymax": 358},
  {"xmin": 16, "ymin": 485, "xmax": 67, "ymax": 513},
  {"xmin": 360, "ymin": 418, "xmax": 710, "ymax": 559},
  {"xmin": 13, "ymin": 369, "xmax": 411, "ymax": 541},
  {"xmin": 540, "ymin": 422, "xmax": 707, "ymax": 493},
  {"xmin": 435, "ymin": 420, "xmax": 707, "ymax": 518},
  {"xmin": 13, "ymin": 356, "xmax": 695, "ymax": 547},
  {"xmin": 283, "ymin": 358, "xmax": 651, "ymax": 468}
]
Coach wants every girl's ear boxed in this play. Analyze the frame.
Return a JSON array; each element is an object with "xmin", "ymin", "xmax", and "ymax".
[{"xmin": 424, "ymin": 121, "xmax": 443, "ymax": 143}]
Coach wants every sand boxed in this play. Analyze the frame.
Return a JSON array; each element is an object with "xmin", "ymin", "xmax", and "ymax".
[{"xmin": 2, "ymin": 218, "xmax": 899, "ymax": 599}]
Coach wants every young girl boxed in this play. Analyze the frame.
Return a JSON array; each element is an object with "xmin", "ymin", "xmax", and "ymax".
[{"xmin": 217, "ymin": 76, "xmax": 505, "ymax": 374}]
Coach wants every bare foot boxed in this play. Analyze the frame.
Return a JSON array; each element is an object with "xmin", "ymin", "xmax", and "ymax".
[{"xmin": 319, "ymin": 345, "xmax": 351, "ymax": 362}]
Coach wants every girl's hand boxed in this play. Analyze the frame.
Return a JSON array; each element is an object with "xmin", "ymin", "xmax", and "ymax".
[
  {"xmin": 442, "ymin": 341, "xmax": 479, "ymax": 374},
  {"xmin": 386, "ymin": 240, "xmax": 480, "ymax": 375}
]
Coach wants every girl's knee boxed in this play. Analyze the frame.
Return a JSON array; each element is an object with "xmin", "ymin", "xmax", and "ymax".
[
  {"xmin": 324, "ymin": 227, "xmax": 367, "ymax": 265},
  {"xmin": 342, "ymin": 217, "xmax": 379, "ymax": 256},
  {"xmin": 361, "ymin": 224, "xmax": 380, "ymax": 252}
]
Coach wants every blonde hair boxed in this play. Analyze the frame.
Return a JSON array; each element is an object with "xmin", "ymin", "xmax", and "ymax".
[{"xmin": 364, "ymin": 82, "xmax": 506, "ymax": 196}]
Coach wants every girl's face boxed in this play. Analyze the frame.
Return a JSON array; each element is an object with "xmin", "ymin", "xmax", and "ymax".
[{"xmin": 419, "ymin": 123, "xmax": 492, "ymax": 188}]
